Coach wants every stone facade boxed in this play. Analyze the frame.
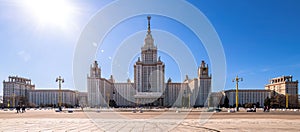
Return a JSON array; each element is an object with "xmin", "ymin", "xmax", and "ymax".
[
  {"xmin": 164, "ymin": 82, "xmax": 189, "ymax": 107},
  {"xmin": 114, "ymin": 83, "xmax": 135, "ymax": 107}
]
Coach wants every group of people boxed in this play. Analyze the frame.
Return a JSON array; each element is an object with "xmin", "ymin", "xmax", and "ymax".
[{"xmin": 16, "ymin": 105, "xmax": 26, "ymax": 113}]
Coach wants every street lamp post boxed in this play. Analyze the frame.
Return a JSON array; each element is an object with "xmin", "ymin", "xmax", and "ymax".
[
  {"xmin": 286, "ymin": 94, "xmax": 289, "ymax": 109},
  {"xmin": 233, "ymin": 76, "xmax": 243, "ymax": 111},
  {"xmin": 107, "ymin": 93, "xmax": 110, "ymax": 108},
  {"xmin": 7, "ymin": 99, "xmax": 10, "ymax": 108},
  {"xmin": 188, "ymin": 93, "xmax": 191, "ymax": 108},
  {"xmin": 12, "ymin": 93, "xmax": 16, "ymax": 108},
  {"xmin": 56, "ymin": 76, "xmax": 64, "ymax": 111}
]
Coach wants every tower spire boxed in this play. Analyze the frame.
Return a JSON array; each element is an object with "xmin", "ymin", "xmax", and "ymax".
[
  {"xmin": 142, "ymin": 15, "xmax": 155, "ymax": 51},
  {"xmin": 147, "ymin": 16, "xmax": 151, "ymax": 34}
]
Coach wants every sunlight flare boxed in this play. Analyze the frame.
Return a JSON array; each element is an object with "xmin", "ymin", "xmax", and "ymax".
[{"xmin": 22, "ymin": 0, "xmax": 75, "ymax": 28}]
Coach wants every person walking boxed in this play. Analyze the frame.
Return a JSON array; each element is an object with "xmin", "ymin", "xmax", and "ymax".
[
  {"xmin": 22, "ymin": 105, "xmax": 26, "ymax": 113},
  {"xmin": 16, "ymin": 105, "xmax": 20, "ymax": 113}
]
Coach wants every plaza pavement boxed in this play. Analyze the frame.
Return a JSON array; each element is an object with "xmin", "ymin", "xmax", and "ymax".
[{"xmin": 0, "ymin": 108, "xmax": 300, "ymax": 131}]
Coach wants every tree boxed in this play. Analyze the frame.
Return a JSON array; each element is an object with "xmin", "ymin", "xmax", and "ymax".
[
  {"xmin": 270, "ymin": 94, "xmax": 286, "ymax": 108},
  {"xmin": 224, "ymin": 96, "xmax": 229, "ymax": 108},
  {"xmin": 277, "ymin": 94, "xmax": 286, "ymax": 108}
]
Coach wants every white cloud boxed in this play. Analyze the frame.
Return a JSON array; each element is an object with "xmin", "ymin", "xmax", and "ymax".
[{"xmin": 18, "ymin": 50, "xmax": 31, "ymax": 62}]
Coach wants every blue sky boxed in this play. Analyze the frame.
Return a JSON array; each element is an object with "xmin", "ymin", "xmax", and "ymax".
[{"xmin": 0, "ymin": 0, "xmax": 300, "ymax": 94}]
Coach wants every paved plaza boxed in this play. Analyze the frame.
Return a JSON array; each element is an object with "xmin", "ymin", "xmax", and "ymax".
[{"xmin": 0, "ymin": 109, "xmax": 300, "ymax": 131}]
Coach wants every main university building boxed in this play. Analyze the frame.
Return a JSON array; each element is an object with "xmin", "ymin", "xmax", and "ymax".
[
  {"xmin": 2, "ymin": 17, "xmax": 298, "ymax": 108},
  {"xmin": 87, "ymin": 16, "xmax": 212, "ymax": 108}
]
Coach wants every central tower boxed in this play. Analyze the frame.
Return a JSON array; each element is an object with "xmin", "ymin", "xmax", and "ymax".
[{"xmin": 134, "ymin": 16, "xmax": 165, "ymax": 106}]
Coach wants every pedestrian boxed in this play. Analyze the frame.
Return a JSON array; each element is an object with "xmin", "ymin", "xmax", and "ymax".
[
  {"xmin": 16, "ymin": 105, "xmax": 20, "ymax": 113},
  {"xmin": 22, "ymin": 105, "xmax": 26, "ymax": 113}
]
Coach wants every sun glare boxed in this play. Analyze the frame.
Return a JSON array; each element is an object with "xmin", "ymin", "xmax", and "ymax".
[{"xmin": 22, "ymin": 0, "xmax": 75, "ymax": 28}]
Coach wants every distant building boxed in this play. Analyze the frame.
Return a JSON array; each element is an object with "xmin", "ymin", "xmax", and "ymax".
[
  {"xmin": 190, "ymin": 61, "xmax": 212, "ymax": 107},
  {"xmin": 3, "ymin": 76, "xmax": 35, "ymax": 107},
  {"xmin": 28, "ymin": 89, "xmax": 78, "ymax": 107},
  {"xmin": 265, "ymin": 76, "xmax": 298, "ymax": 107},
  {"xmin": 265, "ymin": 76, "xmax": 298, "ymax": 95},
  {"xmin": 87, "ymin": 16, "xmax": 212, "ymax": 108},
  {"xmin": 2, "ymin": 76, "xmax": 85, "ymax": 108},
  {"xmin": 222, "ymin": 89, "xmax": 273, "ymax": 108}
]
